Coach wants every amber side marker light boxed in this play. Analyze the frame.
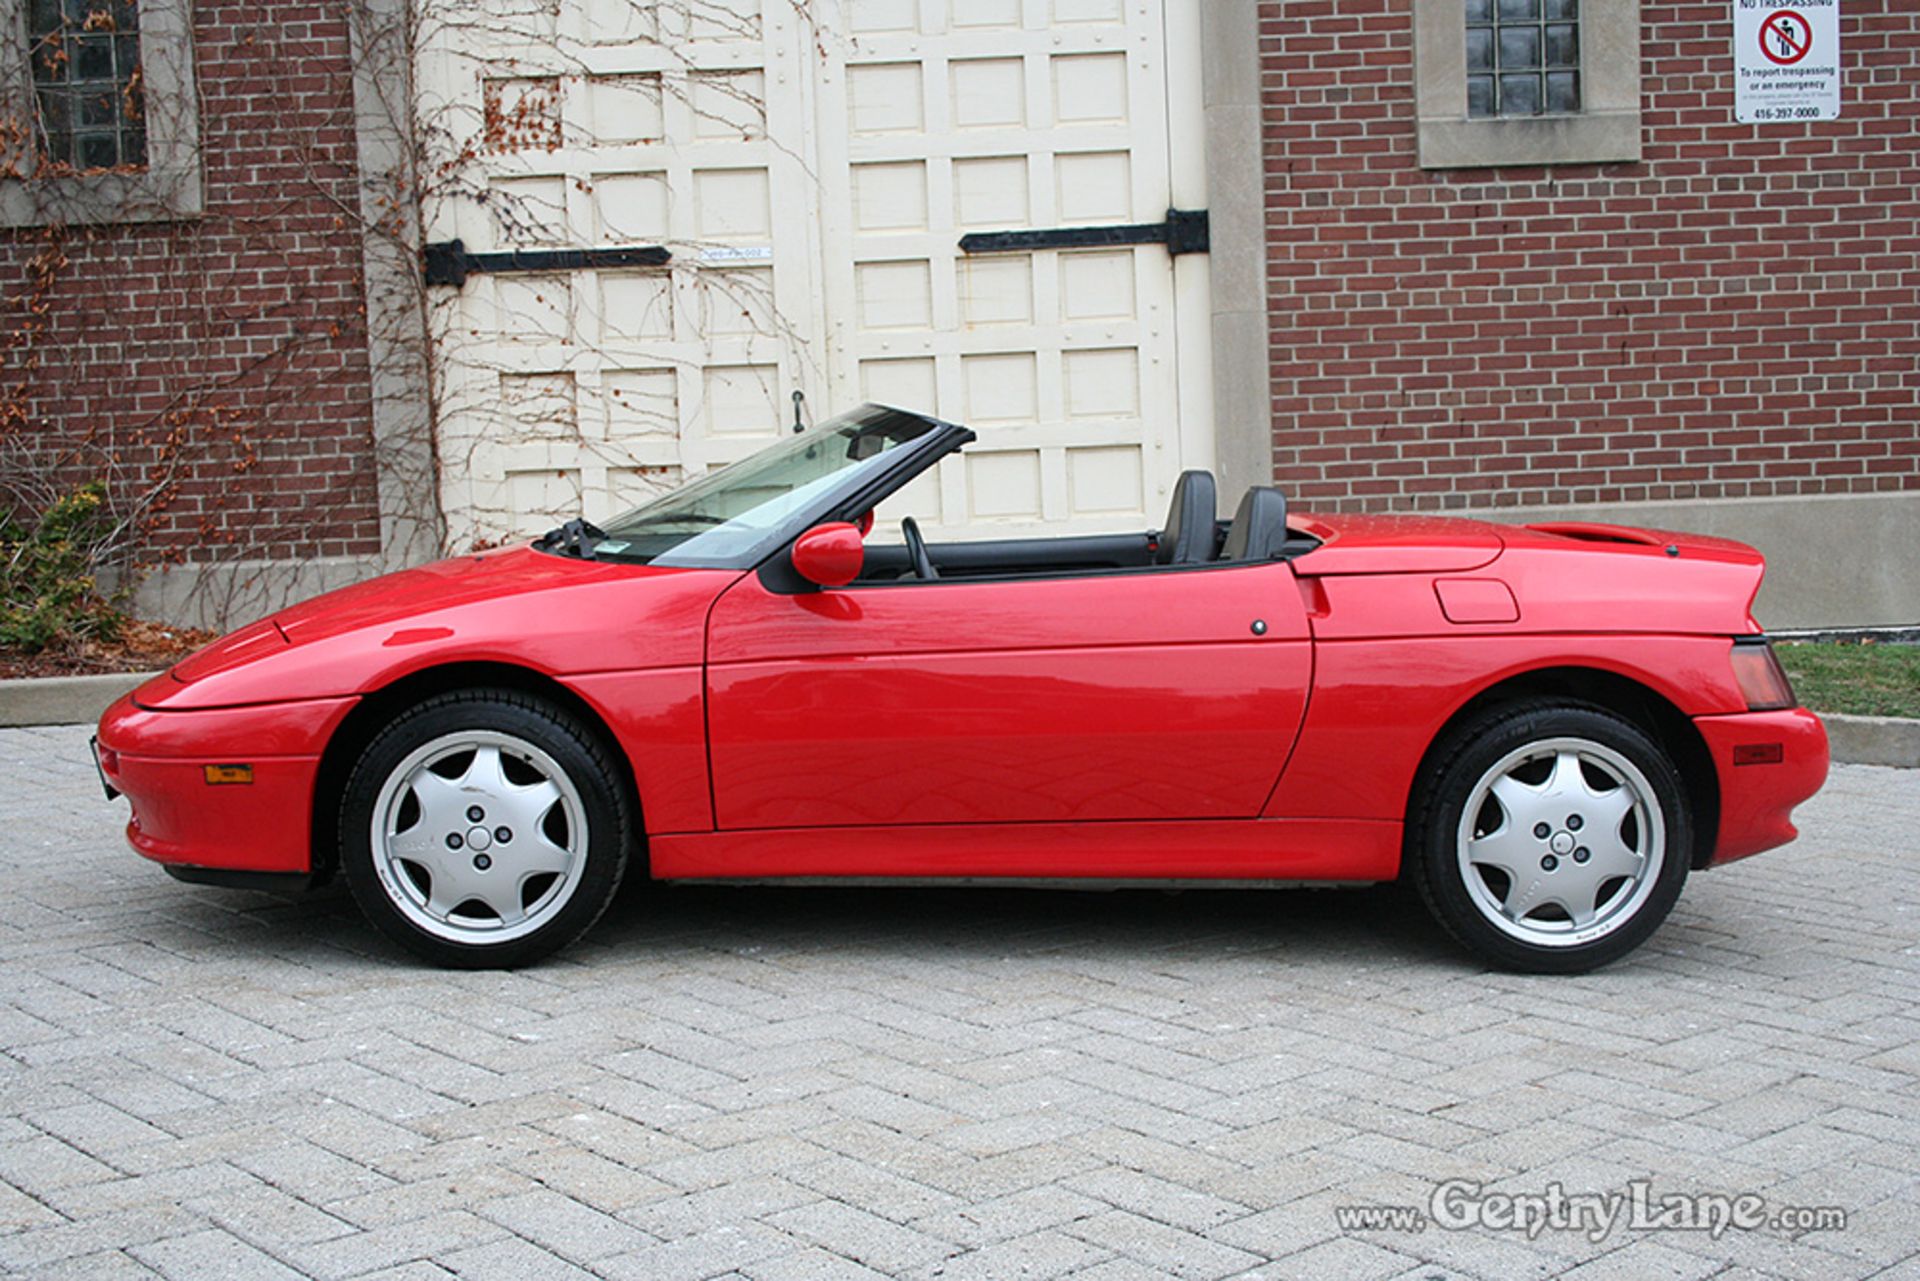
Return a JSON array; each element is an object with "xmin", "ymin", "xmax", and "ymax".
[
  {"xmin": 1730, "ymin": 637, "xmax": 1797, "ymax": 711},
  {"xmin": 1733, "ymin": 743, "xmax": 1785, "ymax": 766},
  {"xmin": 203, "ymin": 764, "xmax": 254, "ymax": 785}
]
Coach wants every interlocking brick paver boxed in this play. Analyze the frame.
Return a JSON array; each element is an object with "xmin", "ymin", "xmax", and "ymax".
[
  {"xmin": 281, "ymin": 1210, "xmax": 507, "ymax": 1280},
  {"xmin": 28, "ymin": 1249, "xmax": 167, "ymax": 1280},
  {"xmin": 131, "ymin": 1227, "xmax": 309, "ymax": 1281},
  {"xmin": 185, "ymin": 1179, "xmax": 358, "ymax": 1249},
  {"xmin": 1065, "ymin": 1167, "xmax": 1252, "ymax": 1233},
  {"xmin": 1066, "ymin": 1207, "xmax": 1264, "ymax": 1279},
  {"xmin": 437, "ymin": 1234, "xmax": 600, "ymax": 1279},
  {"xmin": 740, "ymin": 1245, "xmax": 892, "ymax": 1280},
  {"xmin": 909, "ymin": 1184, "xmax": 1107, "ymax": 1250},
  {"xmin": 911, "ymin": 1227, "xmax": 1110, "ymax": 1279},
  {"xmin": 766, "ymin": 1200, "xmax": 956, "ymax": 1274},
  {"xmin": 2, "ymin": 724, "xmax": 1918, "ymax": 1277},
  {"xmin": 1262, "ymin": 1235, "xmax": 1422, "ymax": 1280},
  {"xmin": 790, "ymin": 1155, "xmax": 961, "ymax": 1223},
  {"xmin": 0, "ymin": 1204, "xmax": 203, "ymax": 1273},
  {"xmin": 597, "ymin": 1220, "xmax": 795, "ymax": 1280},
  {"xmin": 477, "ymin": 1187, "xmax": 657, "ymax": 1262}
]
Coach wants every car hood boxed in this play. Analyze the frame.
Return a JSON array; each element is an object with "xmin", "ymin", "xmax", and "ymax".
[
  {"xmin": 142, "ymin": 547, "xmax": 740, "ymax": 709},
  {"xmin": 271, "ymin": 546, "xmax": 655, "ymax": 645}
]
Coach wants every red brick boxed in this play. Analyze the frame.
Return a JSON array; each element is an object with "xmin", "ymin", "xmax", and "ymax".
[{"xmin": 1260, "ymin": 0, "xmax": 1920, "ymax": 511}]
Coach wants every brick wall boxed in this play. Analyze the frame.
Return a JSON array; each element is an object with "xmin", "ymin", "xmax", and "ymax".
[
  {"xmin": 1, "ymin": 4, "xmax": 379, "ymax": 565},
  {"xmin": 1260, "ymin": 1, "xmax": 1920, "ymax": 511}
]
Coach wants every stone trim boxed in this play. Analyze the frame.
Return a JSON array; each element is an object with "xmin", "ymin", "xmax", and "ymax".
[
  {"xmin": 348, "ymin": 0, "xmax": 443, "ymax": 572},
  {"xmin": 1413, "ymin": 0, "xmax": 1641, "ymax": 169},
  {"xmin": 0, "ymin": 0, "xmax": 203, "ymax": 226},
  {"xmin": 129, "ymin": 555, "xmax": 385, "ymax": 631},
  {"xmin": 1200, "ymin": 0, "xmax": 1274, "ymax": 505}
]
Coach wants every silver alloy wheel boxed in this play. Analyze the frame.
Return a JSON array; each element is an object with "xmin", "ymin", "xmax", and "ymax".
[
  {"xmin": 369, "ymin": 730, "xmax": 589, "ymax": 945},
  {"xmin": 1455, "ymin": 736, "xmax": 1666, "ymax": 948}
]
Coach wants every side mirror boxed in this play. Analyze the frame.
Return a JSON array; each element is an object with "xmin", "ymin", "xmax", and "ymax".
[{"xmin": 791, "ymin": 522, "xmax": 864, "ymax": 588}]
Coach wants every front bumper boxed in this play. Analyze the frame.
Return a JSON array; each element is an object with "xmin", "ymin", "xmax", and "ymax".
[
  {"xmin": 1693, "ymin": 706, "xmax": 1830, "ymax": 865},
  {"xmin": 96, "ymin": 692, "xmax": 357, "ymax": 874}
]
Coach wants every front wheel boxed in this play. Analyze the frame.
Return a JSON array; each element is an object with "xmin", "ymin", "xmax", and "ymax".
[
  {"xmin": 1408, "ymin": 702, "xmax": 1691, "ymax": 974},
  {"xmin": 339, "ymin": 689, "xmax": 631, "ymax": 968}
]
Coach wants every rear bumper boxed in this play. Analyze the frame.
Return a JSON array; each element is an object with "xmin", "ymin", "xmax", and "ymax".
[
  {"xmin": 1694, "ymin": 706, "xmax": 1830, "ymax": 865},
  {"xmin": 96, "ymin": 692, "xmax": 356, "ymax": 874}
]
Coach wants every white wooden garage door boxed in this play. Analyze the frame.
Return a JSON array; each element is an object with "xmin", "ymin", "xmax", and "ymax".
[{"xmin": 417, "ymin": 0, "xmax": 1210, "ymax": 548}]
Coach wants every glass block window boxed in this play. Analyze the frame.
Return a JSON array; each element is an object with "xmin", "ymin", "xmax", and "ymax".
[
  {"xmin": 27, "ymin": 0, "xmax": 147, "ymax": 171},
  {"xmin": 1467, "ymin": 0, "xmax": 1580, "ymax": 119}
]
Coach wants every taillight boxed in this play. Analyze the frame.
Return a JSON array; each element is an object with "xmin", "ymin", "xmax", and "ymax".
[{"xmin": 1730, "ymin": 638, "xmax": 1796, "ymax": 711}]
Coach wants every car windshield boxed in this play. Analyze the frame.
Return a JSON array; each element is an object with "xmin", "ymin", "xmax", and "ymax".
[{"xmin": 589, "ymin": 404, "xmax": 941, "ymax": 568}]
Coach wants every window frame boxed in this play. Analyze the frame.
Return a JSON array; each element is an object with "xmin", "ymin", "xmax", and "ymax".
[
  {"xmin": 0, "ymin": 0, "xmax": 201, "ymax": 226},
  {"xmin": 1414, "ymin": 0, "xmax": 1641, "ymax": 169}
]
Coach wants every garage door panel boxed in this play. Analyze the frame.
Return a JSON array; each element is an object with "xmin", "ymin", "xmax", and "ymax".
[
  {"xmin": 852, "ymin": 160, "xmax": 930, "ymax": 232},
  {"xmin": 583, "ymin": 74, "xmax": 665, "ymax": 142},
  {"xmin": 576, "ymin": 0, "xmax": 659, "ymax": 46},
  {"xmin": 594, "ymin": 271, "xmax": 676, "ymax": 340},
  {"xmin": 860, "ymin": 354, "xmax": 937, "ymax": 411},
  {"xmin": 422, "ymin": 0, "xmax": 1194, "ymax": 548},
  {"xmin": 819, "ymin": 0, "xmax": 1178, "ymax": 539},
  {"xmin": 951, "ymin": 155, "xmax": 1028, "ymax": 227},
  {"xmin": 955, "ymin": 256, "xmax": 1033, "ymax": 327},
  {"xmin": 422, "ymin": 0, "xmax": 825, "ymax": 547},
  {"xmin": 591, "ymin": 172, "xmax": 670, "ymax": 243}
]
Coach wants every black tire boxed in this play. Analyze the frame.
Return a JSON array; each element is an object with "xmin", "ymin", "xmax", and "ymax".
[
  {"xmin": 1407, "ymin": 701, "xmax": 1690, "ymax": 974},
  {"xmin": 339, "ymin": 689, "xmax": 631, "ymax": 968}
]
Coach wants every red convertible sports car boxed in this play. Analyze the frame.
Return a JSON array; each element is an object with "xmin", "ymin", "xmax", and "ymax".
[{"xmin": 96, "ymin": 405, "xmax": 1829, "ymax": 972}]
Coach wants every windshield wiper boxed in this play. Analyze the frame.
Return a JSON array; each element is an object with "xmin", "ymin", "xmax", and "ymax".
[{"xmin": 534, "ymin": 517, "xmax": 608, "ymax": 559}]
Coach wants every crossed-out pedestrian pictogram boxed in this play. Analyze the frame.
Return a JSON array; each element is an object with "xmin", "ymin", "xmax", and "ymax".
[{"xmin": 1760, "ymin": 10, "xmax": 1812, "ymax": 66}]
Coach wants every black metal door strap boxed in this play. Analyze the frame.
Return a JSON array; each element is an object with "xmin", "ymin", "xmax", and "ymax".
[
  {"xmin": 958, "ymin": 208, "xmax": 1209, "ymax": 257},
  {"xmin": 423, "ymin": 239, "xmax": 672, "ymax": 286}
]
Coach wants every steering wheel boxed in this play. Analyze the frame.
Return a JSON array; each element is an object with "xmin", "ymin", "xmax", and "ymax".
[{"xmin": 901, "ymin": 515, "xmax": 938, "ymax": 580}]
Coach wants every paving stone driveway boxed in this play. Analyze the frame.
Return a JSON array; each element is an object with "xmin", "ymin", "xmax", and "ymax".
[{"xmin": 2, "ymin": 722, "xmax": 1917, "ymax": 1280}]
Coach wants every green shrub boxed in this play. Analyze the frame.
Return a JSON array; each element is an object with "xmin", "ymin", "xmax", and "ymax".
[{"xmin": 0, "ymin": 484, "xmax": 128, "ymax": 653}]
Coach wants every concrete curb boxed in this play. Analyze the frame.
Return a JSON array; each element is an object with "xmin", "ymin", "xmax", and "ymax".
[
  {"xmin": 1823, "ymin": 713, "xmax": 1920, "ymax": 769},
  {"xmin": 0, "ymin": 675, "xmax": 1915, "ymax": 769},
  {"xmin": 0, "ymin": 672, "xmax": 155, "ymax": 728}
]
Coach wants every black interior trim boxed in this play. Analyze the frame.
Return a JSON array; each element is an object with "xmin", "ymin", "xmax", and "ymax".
[
  {"xmin": 1220, "ymin": 487, "xmax": 1291, "ymax": 562},
  {"xmin": 859, "ymin": 531, "xmax": 1153, "ymax": 581},
  {"xmin": 1157, "ymin": 470, "xmax": 1219, "ymax": 565},
  {"xmin": 760, "ymin": 471, "xmax": 1321, "ymax": 595},
  {"xmin": 847, "ymin": 529, "xmax": 1320, "ymax": 589}
]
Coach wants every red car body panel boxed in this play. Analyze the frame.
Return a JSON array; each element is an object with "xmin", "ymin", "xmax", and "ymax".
[
  {"xmin": 1263, "ymin": 634, "xmax": 1752, "ymax": 822},
  {"xmin": 1299, "ymin": 527, "xmax": 1768, "ymax": 643},
  {"xmin": 95, "ymin": 508, "xmax": 1829, "ymax": 888},
  {"xmin": 561, "ymin": 668, "xmax": 713, "ymax": 835},
  {"xmin": 98, "ymin": 693, "xmax": 355, "ymax": 872},
  {"xmin": 705, "ymin": 564, "xmax": 1312, "ymax": 830},
  {"xmin": 1285, "ymin": 513, "xmax": 1504, "ymax": 575},
  {"xmin": 139, "ymin": 549, "xmax": 733, "ymax": 710},
  {"xmin": 1694, "ymin": 707, "xmax": 1831, "ymax": 864},
  {"xmin": 649, "ymin": 817, "xmax": 1402, "ymax": 881}
]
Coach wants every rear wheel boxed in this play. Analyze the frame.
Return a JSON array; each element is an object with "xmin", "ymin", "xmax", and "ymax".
[
  {"xmin": 340, "ymin": 690, "xmax": 630, "ymax": 968},
  {"xmin": 1408, "ymin": 701, "xmax": 1690, "ymax": 974}
]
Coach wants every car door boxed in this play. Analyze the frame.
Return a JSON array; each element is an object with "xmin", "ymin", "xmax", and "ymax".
[{"xmin": 703, "ymin": 560, "xmax": 1314, "ymax": 832}]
